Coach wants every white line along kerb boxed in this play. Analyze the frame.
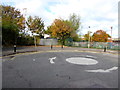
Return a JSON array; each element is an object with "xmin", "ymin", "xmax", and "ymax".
[{"xmin": 49, "ymin": 57, "xmax": 56, "ymax": 64}]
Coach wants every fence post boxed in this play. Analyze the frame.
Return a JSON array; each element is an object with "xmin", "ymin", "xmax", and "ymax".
[
  {"xmin": 51, "ymin": 45, "xmax": 53, "ymax": 49},
  {"xmin": 104, "ymin": 46, "xmax": 107, "ymax": 52}
]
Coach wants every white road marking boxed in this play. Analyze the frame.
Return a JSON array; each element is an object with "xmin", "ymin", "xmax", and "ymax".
[
  {"xmin": 90, "ymin": 52, "xmax": 98, "ymax": 53},
  {"xmin": 86, "ymin": 55, "xmax": 97, "ymax": 58},
  {"xmin": 33, "ymin": 59, "xmax": 35, "ymax": 61},
  {"xmin": 85, "ymin": 66, "xmax": 118, "ymax": 73},
  {"xmin": 49, "ymin": 57, "xmax": 56, "ymax": 64},
  {"xmin": 66, "ymin": 57, "xmax": 98, "ymax": 65}
]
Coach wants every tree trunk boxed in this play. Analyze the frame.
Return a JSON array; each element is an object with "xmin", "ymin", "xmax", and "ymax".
[{"xmin": 61, "ymin": 40, "xmax": 64, "ymax": 49}]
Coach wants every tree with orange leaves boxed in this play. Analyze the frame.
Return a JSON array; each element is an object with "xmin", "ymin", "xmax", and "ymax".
[
  {"xmin": 47, "ymin": 19, "xmax": 73, "ymax": 48},
  {"xmin": 92, "ymin": 30, "xmax": 111, "ymax": 42}
]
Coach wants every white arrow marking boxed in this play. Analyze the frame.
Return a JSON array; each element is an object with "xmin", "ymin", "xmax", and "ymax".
[
  {"xmin": 49, "ymin": 57, "xmax": 56, "ymax": 64},
  {"xmin": 85, "ymin": 67, "xmax": 118, "ymax": 73}
]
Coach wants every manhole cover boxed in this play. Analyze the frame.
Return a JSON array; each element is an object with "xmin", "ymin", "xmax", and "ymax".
[{"xmin": 66, "ymin": 57, "xmax": 98, "ymax": 65}]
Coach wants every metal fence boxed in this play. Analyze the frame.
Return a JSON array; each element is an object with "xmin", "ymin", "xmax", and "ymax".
[
  {"xmin": 39, "ymin": 38, "xmax": 58, "ymax": 45},
  {"xmin": 40, "ymin": 38, "xmax": 119, "ymax": 50},
  {"xmin": 65, "ymin": 41, "xmax": 120, "ymax": 50}
]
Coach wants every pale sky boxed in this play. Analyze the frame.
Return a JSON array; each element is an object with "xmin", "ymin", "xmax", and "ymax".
[{"xmin": 1, "ymin": 0, "xmax": 120, "ymax": 38}]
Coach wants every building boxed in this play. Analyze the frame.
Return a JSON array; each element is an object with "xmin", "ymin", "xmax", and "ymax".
[
  {"xmin": 112, "ymin": 38, "xmax": 120, "ymax": 43},
  {"xmin": 44, "ymin": 34, "xmax": 50, "ymax": 39}
]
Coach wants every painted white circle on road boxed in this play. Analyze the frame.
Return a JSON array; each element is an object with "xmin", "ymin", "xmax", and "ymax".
[{"xmin": 66, "ymin": 57, "xmax": 98, "ymax": 65}]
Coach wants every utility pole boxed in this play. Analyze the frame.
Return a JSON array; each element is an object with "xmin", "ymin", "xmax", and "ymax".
[
  {"xmin": 34, "ymin": 35, "xmax": 37, "ymax": 51},
  {"xmin": 32, "ymin": 33, "xmax": 37, "ymax": 51},
  {"xmin": 111, "ymin": 26, "xmax": 113, "ymax": 42},
  {"xmin": 88, "ymin": 26, "xmax": 90, "ymax": 48}
]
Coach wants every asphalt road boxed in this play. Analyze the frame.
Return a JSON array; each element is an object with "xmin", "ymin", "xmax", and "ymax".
[{"xmin": 2, "ymin": 50, "xmax": 118, "ymax": 88}]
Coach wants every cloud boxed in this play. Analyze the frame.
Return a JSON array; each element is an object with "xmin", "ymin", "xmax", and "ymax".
[{"xmin": 1, "ymin": 0, "xmax": 119, "ymax": 38}]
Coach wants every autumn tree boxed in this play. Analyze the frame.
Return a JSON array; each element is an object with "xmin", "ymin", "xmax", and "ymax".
[
  {"xmin": 47, "ymin": 19, "xmax": 73, "ymax": 48},
  {"xmin": 26, "ymin": 16, "xmax": 44, "ymax": 37},
  {"xmin": 92, "ymin": 30, "xmax": 111, "ymax": 42},
  {"xmin": 26, "ymin": 16, "xmax": 45, "ymax": 46},
  {"xmin": 46, "ymin": 13, "xmax": 81, "ymax": 42},
  {"xmin": 2, "ymin": 5, "xmax": 25, "ymax": 45}
]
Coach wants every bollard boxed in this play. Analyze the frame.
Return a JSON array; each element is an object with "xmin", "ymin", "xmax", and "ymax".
[
  {"xmin": 51, "ymin": 45, "xmax": 53, "ymax": 49},
  {"xmin": 104, "ymin": 46, "xmax": 106, "ymax": 52},
  {"xmin": 14, "ymin": 45, "xmax": 16, "ymax": 53}
]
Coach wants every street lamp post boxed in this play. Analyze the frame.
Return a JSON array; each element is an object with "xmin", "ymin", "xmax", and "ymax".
[
  {"xmin": 34, "ymin": 35, "xmax": 37, "ymax": 50},
  {"xmin": 111, "ymin": 26, "xmax": 113, "ymax": 42},
  {"xmin": 88, "ymin": 26, "xmax": 90, "ymax": 48},
  {"xmin": 103, "ymin": 26, "xmax": 113, "ymax": 51},
  {"xmin": 32, "ymin": 33, "xmax": 37, "ymax": 51}
]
